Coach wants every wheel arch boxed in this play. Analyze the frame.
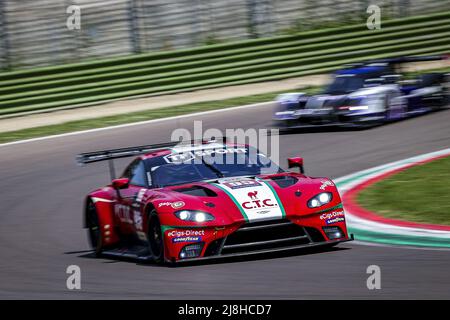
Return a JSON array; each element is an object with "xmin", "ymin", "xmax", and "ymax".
[
  {"xmin": 144, "ymin": 201, "xmax": 167, "ymax": 264},
  {"xmin": 144, "ymin": 202, "xmax": 156, "ymax": 217},
  {"xmin": 83, "ymin": 196, "xmax": 94, "ymax": 228},
  {"xmin": 84, "ymin": 192, "xmax": 120, "ymax": 247}
]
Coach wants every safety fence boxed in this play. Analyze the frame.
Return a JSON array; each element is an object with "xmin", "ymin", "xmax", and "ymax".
[
  {"xmin": 0, "ymin": 0, "xmax": 448, "ymax": 70},
  {"xmin": 0, "ymin": 11, "xmax": 448, "ymax": 116}
]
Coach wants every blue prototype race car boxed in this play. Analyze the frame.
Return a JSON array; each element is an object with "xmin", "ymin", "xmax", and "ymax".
[{"xmin": 273, "ymin": 55, "xmax": 448, "ymax": 129}]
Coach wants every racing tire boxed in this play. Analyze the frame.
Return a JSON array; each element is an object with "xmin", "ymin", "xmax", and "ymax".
[
  {"xmin": 147, "ymin": 210, "xmax": 165, "ymax": 265},
  {"xmin": 86, "ymin": 200, "xmax": 103, "ymax": 257}
]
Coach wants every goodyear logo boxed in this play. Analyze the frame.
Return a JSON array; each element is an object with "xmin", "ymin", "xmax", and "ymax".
[{"xmin": 172, "ymin": 236, "xmax": 202, "ymax": 243}]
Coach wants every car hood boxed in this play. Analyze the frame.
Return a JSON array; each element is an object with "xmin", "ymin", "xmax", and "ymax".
[{"xmin": 153, "ymin": 174, "xmax": 341, "ymax": 225}]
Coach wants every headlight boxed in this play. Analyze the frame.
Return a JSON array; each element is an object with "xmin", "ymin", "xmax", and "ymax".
[
  {"xmin": 308, "ymin": 192, "xmax": 332, "ymax": 208},
  {"xmin": 175, "ymin": 210, "xmax": 215, "ymax": 222}
]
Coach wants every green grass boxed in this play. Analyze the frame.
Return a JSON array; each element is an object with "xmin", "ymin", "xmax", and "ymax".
[
  {"xmin": 0, "ymin": 87, "xmax": 320, "ymax": 144},
  {"xmin": 357, "ymin": 156, "xmax": 450, "ymax": 225}
]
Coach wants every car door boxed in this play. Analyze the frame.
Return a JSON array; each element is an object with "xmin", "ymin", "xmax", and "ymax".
[
  {"xmin": 115, "ymin": 159, "xmax": 149, "ymax": 238},
  {"xmin": 386, "ymin": 89, "xmax": 406, "ymax": 119}
]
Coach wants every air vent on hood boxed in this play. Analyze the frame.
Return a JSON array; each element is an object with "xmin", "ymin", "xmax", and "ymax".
[
  {"xmin": 269, "ymin": 176, "xmax": 298, "ymax": 188},
  {"xmin": 174, "ymin": 186, "xmax": 217, "ymax": 197}
]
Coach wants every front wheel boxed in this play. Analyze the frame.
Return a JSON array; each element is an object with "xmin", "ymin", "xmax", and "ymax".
[{"xmin": 147, "ymin": 210, "xmax": 165, "ymax": 264}]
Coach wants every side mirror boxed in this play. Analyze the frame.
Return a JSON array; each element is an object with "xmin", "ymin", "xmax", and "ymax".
[
  {"xmin": 288, "ymin": 157, "xmax": 304, "ymax": 174},
  {"xmin": 112, "ymin": 178, "xmax": 129, "ymax": 189}
]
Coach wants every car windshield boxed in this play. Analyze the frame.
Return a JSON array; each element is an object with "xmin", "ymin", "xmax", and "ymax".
[
  {"xmin": 148, "ymin": 147, "xmax": 283, "ymax": 187},
  {"xmin": 324, "ymin": 76, "xmax": 365, "ymax": 94}
]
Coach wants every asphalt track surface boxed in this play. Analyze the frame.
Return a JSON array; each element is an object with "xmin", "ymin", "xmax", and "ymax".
[{"xmin": 0, "ymin": 103, "xmax": 450, "ymax": 299}]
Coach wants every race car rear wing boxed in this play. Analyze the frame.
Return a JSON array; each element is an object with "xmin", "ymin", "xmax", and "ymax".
[{"xmin": 76, "ymin": 137, "xmax": 226, "ymax": 179}]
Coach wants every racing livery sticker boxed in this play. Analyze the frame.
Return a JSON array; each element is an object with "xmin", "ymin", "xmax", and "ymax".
[
  {"xmin": 222, "ymin": 179, "xmax": 262, "ymax": 190},
  {"xmin": 167, "ymin": 229, "xmax": 205, "ymax": 237},
  {"xmin": 212, "ymin": 178, "xmax": 285, "ymax": 222},
  {"xmin": 172, "ymin": 236, "xmax": 202, "ymax": 243},
  {"xmin": 135, "ymin": 189, "xmax": 146, "ymax": 203},
  {"xmin": 325, "ymin": 217, "xmax": 345, "ymax": 224},
  {"xmin": 320, "ymin": 210, "xmax": 345, "ymax": 225},
  {"xmin": 158, "ymin": 201, "xmax": 185, "ymax": 209},
  {"xmin": 319, "ymin": 180, "xmax": 334, "ymax": 190},
  {"xmin": 165, "ymin": 229, "xmax": 205, "ymax": 243},
  {"xmin": 164, "ymin": 145, "xmax": 248, "ymax": 164}
]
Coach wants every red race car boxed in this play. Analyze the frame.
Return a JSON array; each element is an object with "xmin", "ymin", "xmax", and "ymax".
[{"xmin": 77, "ymin": 139, "xmax": 352, "ymax": 265}]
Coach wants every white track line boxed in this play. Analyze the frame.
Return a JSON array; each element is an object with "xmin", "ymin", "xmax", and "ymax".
[
  {"xmin": 0, "ymin": 101, "xmax": 272, "ymax": 148},
  {"xmin": 349, "ymin": 240, "xmax": 450, "ymax": 251}
]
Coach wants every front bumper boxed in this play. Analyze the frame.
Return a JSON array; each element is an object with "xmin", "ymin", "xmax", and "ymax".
[
  {"xmin": 164, "ymin": 218, "xmax": 352, "ymax": 263},
  {"xmin": 273, "ymin": 110, "xmax": 385, "ymax": 129},
  {"xmin": 172, "ymin": 236, "xmax": 353, "ymax": 264}
]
